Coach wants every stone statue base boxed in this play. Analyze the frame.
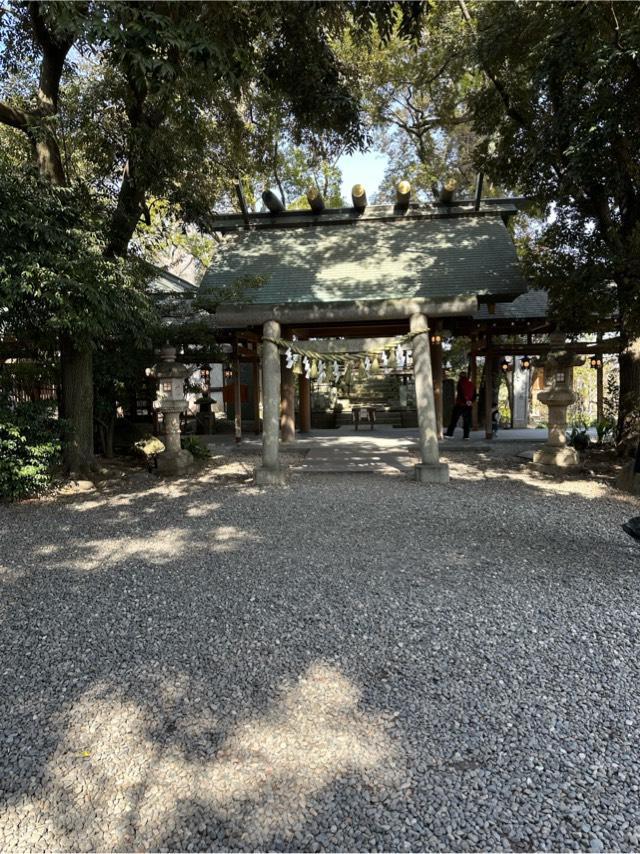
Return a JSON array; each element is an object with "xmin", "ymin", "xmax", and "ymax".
[
  {"xmin": 414, "ymin": 462, "xmax": 450, "ymax": 484},
  {"xmin": 616, "ymin": 461, "xmax": 640, "ymax": 495},
  {"xmin": 532, "ymin": 446, "xmax": 580, "ymax": 468},
  {"xmin": 156, "ymin": 448, "xmax": 194, "ymax": 475},
  {"xmin": 255, "ymin": 466, "xmax": 288, "ymax": 486}
]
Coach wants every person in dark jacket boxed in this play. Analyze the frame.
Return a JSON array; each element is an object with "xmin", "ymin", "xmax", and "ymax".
[{"xmin": 444, "ymin": 371, "xmax": 477, "ymax": 439}]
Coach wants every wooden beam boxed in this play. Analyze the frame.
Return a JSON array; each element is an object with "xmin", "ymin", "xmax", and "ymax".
[
  {"xmin": 289, "ymin": 322, "xmax": 410, "ymax": 339},
  {"xmin": 213, "ymin": 296, "xmax": 478, "ymax": 328},
  {"xmin": 483, "ymin": 339, "xmax": 621, "ymax": 356},
  {"xmin": 295, "ymin": 336, "xmax": 406, "ymax": 354}
]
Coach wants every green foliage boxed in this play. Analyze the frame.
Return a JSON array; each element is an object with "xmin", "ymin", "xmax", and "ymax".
[
  {"xmin": 335, "ymin": 5, "xmax": 485, "ymax": 202},
  {"xmin": 181, "ymin": 435, "xmax": 210, "ymax": 460},
  {"xmin": 567, "ymin": 425, "xmax": 590, "ymax": 452},
  {"xmin": 469, "ymin": 2, "xmax": 640, "ymax": 336},
  {"xmin": 0, "ymin": 162, "xmax": 158, "ymax": 349},
  {"xmin": 0, "ymin": 401, "xmax": 63, "ymax": 501},
  {"xmin": 594, "ymin": 417, "xmax": 615, "ymax": 446}
]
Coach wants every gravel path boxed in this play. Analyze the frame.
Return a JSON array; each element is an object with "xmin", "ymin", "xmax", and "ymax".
[{"xmin": 1, "ymin": 449, "xmax": 640, "ymax": 852}]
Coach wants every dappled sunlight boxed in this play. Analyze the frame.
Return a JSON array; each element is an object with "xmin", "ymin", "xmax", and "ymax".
[
  {"xmin": 31, "ymin": 526, "xmax": 191, "ymax": 571},
  {"xmin": 441, "ymin": 450, "xmax": 625, "ymax": 501},
  {"xmin": 209, "ymin": 525, "xmax": 260, "ymax": 552},
  {"xmin": 184, "ymin": 501, "xmax": 222, "ymax": 518},
  {"xmin": 0, "ymin": 663, "xmax": 402, "ymax": 851},
  {"xmin": 482, "ymin": 465, "xmax": 611, "ymax": 500}
]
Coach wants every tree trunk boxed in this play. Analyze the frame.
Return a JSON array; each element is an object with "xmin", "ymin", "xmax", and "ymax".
[
  {"xmin": 60, "ymin": 336, "xmax": 94, "ymax": 474},
  {"xmin": 617, "ymin": 335, "xmax": 640, "ymax": 453}
]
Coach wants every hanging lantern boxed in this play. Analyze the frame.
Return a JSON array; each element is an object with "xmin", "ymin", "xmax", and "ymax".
[
  {"xmin": 199, "ymin": 364, "xmax": 211, "ymax": 385},
  {"xmin": 223, "ymin": 364, "xmax": 233, "ymax": 381},
  {"xmin": 431, "ymin": 333, "xmax": 442, "ymax": 345},
  {"xmin": 520, "ymin": 355, "xmax": 532, "ymax": 370},
  {"xmin": 500, "ymin": 358, "xmax": 512, "ymax": 373},
  {"xmin": 590, "ymin": 354, "xmax": 603, "ymax": 369}
]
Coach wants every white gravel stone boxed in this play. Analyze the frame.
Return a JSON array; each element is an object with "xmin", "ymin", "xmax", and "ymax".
[{"xmin": 0, "ymin": 446, "xmax": 639, "ymax": 852}]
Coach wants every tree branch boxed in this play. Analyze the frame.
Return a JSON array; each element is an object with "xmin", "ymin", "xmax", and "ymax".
[
  {"xmin": 0, "ymin": 101, "xmax": 30, "ymax": 132},
  {"xmin": 29, "ymin": 1, "xmax": 75, "ymax": 115},
  {"xmin": 457, "ymin": 0, "xmax": 529, "ymax": 128}
]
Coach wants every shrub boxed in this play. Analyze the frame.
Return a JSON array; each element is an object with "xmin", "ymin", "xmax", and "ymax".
[
  {"xmin": 0, "ymin": 402, "xmax": 63, "ymax": 500},
  {"xmin": 181, "ymin": 435, "xmax": 210, "ymax": 459},
  {"xmin": 594, "ymin": 416, "xmax": 615, "ymax": 445},
  {"xmin": 567, "ymin": 424, "xmax": 590, "ymax": 451}
]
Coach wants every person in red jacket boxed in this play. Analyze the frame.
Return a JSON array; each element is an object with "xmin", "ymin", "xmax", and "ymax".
[{"xmin": 445, "ymin": 371, "xmax": 477, "ymax": 439}]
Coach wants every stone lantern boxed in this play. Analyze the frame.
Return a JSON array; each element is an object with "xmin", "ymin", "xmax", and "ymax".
[
  {"xmin": 151, "ymin": 345, "xmax": 193, "ymax": 474},
  {"xmin": 533, "ymin": 336, "xmax": 584, "ymax": 468}
]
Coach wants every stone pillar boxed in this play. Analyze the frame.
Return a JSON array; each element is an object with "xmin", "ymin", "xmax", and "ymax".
[
  {"xmin": 430, "ymin": 338, "xmax": 443, "ymax": 438},
  {"xmin": 411, "ymin": 313, "xmax": 449, "ymax": 483},
  {"xmin": 255, "ymin": 320, "xmax": 287, "ymax": 485},
  {"xmin": 280, "ymin": 360, "xmax": 296, "ymax": 442},
  {"xmin": 532, "ymin": 339, "xmax": 584, "ymax": 468},
  {"xmin": 152, "ymin": 346, "xmax": 193, "ymax": 475},
  {"xmin": 299, "ymin": 374, "xmax": 311, "ymax": 433},
  {"xmin": 512, "ymin": 357, "xmax": 529, "ymax": 429}
]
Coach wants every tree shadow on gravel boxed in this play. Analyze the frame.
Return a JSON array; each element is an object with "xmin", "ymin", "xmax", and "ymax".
[{"xmin": 1, "ymin": 460, "xmax": 640, "ymax": 851}]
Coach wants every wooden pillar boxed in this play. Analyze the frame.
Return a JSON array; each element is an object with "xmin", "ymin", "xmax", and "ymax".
[
  {"xmin": 470, "ymin": 342, "xmax": 479, "ymax": 430},
  {"xmin": 299, "ymin": 374, "xmax": 311, "ymax": 433},
  {"xmin": 280, "ymin": 359, "xmax": 296, "ymax": 442},
  {"xmin": 484, "ymin": 347, "xmax": 494, "ymax": 440},
  {"xmin": 411, "ymin": 313, "xmax": 449, "ymax": 483},
  {"xmin": 430, "ymin": 337, "xmax": 443, "ymax": 438},
  {"xmin": 596, "ymin": 332, "xmax": 604, "ymax": 423},
  {"xmin": 252, "ymin": 357, "xmax": 261, "ymax": 434},
  {"xmin": 597, "ymin": 363, "xmax": 604, "ymax": 422},
  {"xmin": 233, "ymin": 352, "xmax": 242, "ymax": 443}
]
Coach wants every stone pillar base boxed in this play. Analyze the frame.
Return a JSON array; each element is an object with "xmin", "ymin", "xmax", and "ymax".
[
  {"xmin": 532, "ymin": 446, "xmax": 580, "ymax": 468},
  {"xmin": 156, "ymin": 449, "xmax": 193, "ymax": 475},
  {"xmin": 255, "ymin": 466, "xmax": 288, "ymax": 486},
  {"xmin": 616, "ymin": 461, "xmax": 640, "ymax": 495},
  {"xmin": 414, "ymin": 462, "xmax": 450, "ymax": 484}
]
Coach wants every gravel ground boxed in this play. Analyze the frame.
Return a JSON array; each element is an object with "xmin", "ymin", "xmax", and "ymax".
[{"xmin": 1, "ymin": 448, "xmax": 640, "ymax": 853}]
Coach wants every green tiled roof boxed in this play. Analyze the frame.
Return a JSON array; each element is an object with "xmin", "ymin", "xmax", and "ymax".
[
  {"xmin": 475, "ymin": 289, "xmax": 548, "ymax": 320},
  {"xmin": 201, "ymin": 215, "xmax": 525, "ymax": 305},
  {"xmin": 147, "ymin": 267, "xmax": 198, "ymax": 295}
]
